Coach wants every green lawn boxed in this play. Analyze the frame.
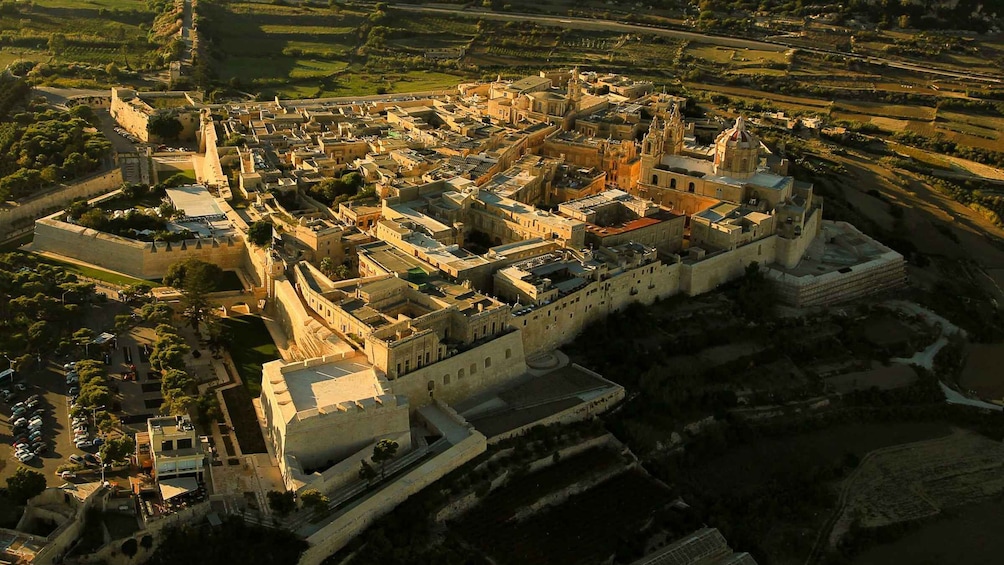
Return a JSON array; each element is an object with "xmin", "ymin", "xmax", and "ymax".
[
  {"xmin": 222, "ymin": 316, "xmax": 279, "ymax": 396},
  {"xmin": 35, "ymin": 254, "xmax": 153, "ymax": 287}
]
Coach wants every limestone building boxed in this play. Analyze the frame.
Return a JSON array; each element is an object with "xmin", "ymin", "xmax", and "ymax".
[{"xmin": 259, "ymin": 353, "xmax": 411, "ymax": 486}]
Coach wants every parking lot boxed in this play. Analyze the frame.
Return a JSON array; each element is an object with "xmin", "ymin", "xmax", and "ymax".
[{"xmin": 0, "ymin": 362, "xmax": 81, "ymax": 487}]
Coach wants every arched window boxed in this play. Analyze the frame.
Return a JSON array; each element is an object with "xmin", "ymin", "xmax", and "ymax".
[
  {"xmin": 470, "ymin": 363, "xmax": 477, "ymax": 375},
  {"xmin": 670, "ymin": 178, "xmax": 676, "ymax": 189},
  {"xmin": 485, "ymin": 357, "xmax": 492, "ymax": 369},
  {"xmin": 505, "ymin": 348, "xmax": 512, "ymax": 359},
  {"xmin": 427, "ymin": 380, "xmax": 435, "ymax": 392},
  {"xmin": 444, "ymin": 374, "xmax": 451, "ymax": 385},
  {"xmin": 651, "ymin": 174, "xmax": 658, "ymax": 185},
  {"xmin": 688, "ymin": 182, "xmax": 695, "ymax": 193},
  {"xmin": 458, "ymin": 368, "xmax": 465, "ymax": 379}
]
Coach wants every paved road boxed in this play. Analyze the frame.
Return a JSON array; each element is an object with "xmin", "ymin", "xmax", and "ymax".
[
  {"xmin": 32, "ymin": 87, "xmax": 108, "ymax": 107},
  {"xmin": 388, "ymin": 4, "xmax": 1003, "ymax": 84}
]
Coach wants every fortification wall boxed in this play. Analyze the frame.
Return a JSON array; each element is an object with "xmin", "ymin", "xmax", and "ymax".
[
  {"xmin": 284, "ymin": 394, "xmax": 411, "ymax": 472},
  {"xmin": 299, "ymin": 431, "xmax": 487, "ymax": 565},
  {"xmin": 32, "ymin": 217, "xmax": 247, "ymax": 279},
  {"xmin": 388, "ymin": 330, "xmax": 527, "ymax": 409},
  {"xmin": 514, "ymin": 260, "xmax": 681, "ymax": 355},
  {"xmin": 273, "ymin": 277, "xmax": 347, "ymax": 358},
  {"xmin": 0, "ymin": 170, "xmax": 123, "ymax": 239},
  {"xmin": 775, "ymin": 208, "xmax": 821, "ymax": 269},
  {"xmin": 682, "ymin": 236, "xmax": 778, "ymax": 296}
]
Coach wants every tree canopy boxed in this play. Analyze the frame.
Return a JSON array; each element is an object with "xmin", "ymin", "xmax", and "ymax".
[
  {"xmin": 247, "ymin": 220, "xmax": 273, "ymax": 247},
  {"xmin": 148, "ymin": 111, "xmax": 183, "ymax": 140},
  {"xmin": 164, "ymin": 258, "xmax": 223, "ymax": 329},
  {"xmin": 6, "ymin": 467, "xmax": 46, "ymax": 504}
]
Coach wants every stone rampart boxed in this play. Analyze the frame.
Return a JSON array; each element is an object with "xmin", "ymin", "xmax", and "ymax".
[
  {"xmin": 298, "ymin": 430, "xmax": 487, "ymax": 565},
  {"xmin": 32, "ymin": 216, "xmax": 247, "ymax": 279},
  {"xmin": 0, "ymin": 170, "xmax": 123, "ymax": 239}
]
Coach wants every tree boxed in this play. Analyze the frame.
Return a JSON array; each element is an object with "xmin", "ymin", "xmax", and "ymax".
[
  {"xmin": 266, "ymin": 490, "xmax": 296, "ymax": 516},
  {"xmin": 47, "ymin": 33, "xmax": 67, "ymax": 55},
  {"xmin": 140, "ymin": 303, "xmax": 174, "ymax": 325},
  {"xmin": 319, "ymin": 257, "xmax": 334, "ymax": 278},
  {"xmin": 247, "ymin": 221, "xmax": 273, "ymax": 247},
  {"xmin": 115, "ymin": 314, "xmax": 134, "ymax": 335},
  {"xmin": 372, "ymin": 439, "xmax": 398, "ymax": 480},
  {"xmin": 736, "ymin": 261, "xmax": 775, "ymax": 322},
  {"xmin": 195, "ymin": 391, "xmax": 222, "ymax": 427},
  {"xmin": 6, "ymin": 467, "xmax": 46, "ymax": 504},
  {"xmin": 299, "ymin": 489, "xmax": 329, "ymax": 515},
  {"xmin": 72, "ymin": 327, "xmax": 95, "ymax": 352},
  {"xmin": 100, "ymin": 435, "xmax": 136, "ymax": 464},
  {"xmin": 358, "ymin": 460, "xmax": 377, "ymax": 485},
  {"xmin": 121, "ymin": 538, "xmax": 138, "ymax": 558},
  {"xmin": 164, "ymin": 259, "xmax": 223, "ymax": 330},
  {"xmin": 148, "ymin": 112, "xmax": 183, "ymax": 140}
]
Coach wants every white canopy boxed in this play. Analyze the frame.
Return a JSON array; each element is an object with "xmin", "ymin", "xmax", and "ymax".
[{"xmin": 159, "ymin": 477, "xmax": 198, "ymax": 500}]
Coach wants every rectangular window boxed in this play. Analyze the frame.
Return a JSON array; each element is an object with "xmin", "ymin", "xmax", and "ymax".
[
  {"xmin": 177, "ymin": 438, "xmax": 193, "ymax": 450},
  {"xmin": 161, "ymin": 440, "xmax": 174, "ymax": 452}
]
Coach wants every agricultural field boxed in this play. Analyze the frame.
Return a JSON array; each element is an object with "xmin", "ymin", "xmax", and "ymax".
[
  {"xmin": 213, "ymin": 2, "xmax": 363, "ymax": 92},
  {"xmin": 831, "ymin": 430, "xmax": 1004, "ymax": 544},
  {"xmin": 0, "ymin": 0, "xmax": 177, "ymax": 87}
]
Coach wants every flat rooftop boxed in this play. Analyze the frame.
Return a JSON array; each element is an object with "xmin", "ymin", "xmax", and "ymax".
[
  {"xmin": 280, "ymin": 357, "xmax": 384, "ymax": 414},
  {"xmin": 457, "ymin": 365, "xmax": 622, "ymax": 439},
  {"xmin": 166, "ymin": 185, "xmax": 224, "ymax": 219},
  {"xmin": 770, "ymin": 220, "xmax": 900, "ymax": 278}
]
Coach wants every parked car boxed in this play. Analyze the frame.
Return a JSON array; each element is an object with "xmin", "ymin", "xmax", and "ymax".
[
  {"xmin": 63, "ymin": 362, "xmax": 76, "ymax": 370},
  {"xmin": 67, "ymin": 387, "xmax": 79, "ymax": 396},
  {"xmin": 83, "ymin": 454, "xmax": 100, "ymax": 466},
  {"xmin": 14, "ymin": 383, "xmax": 25, "ymax": 391},
  {"xmin": 26, "ymin": 394, "xmax": 40, "ymax": 403},
  {"xmin": 26, "ymin": 399, "xmax": 40, "ymax": 410},
  {"xmin": 91, "ymin": 437, "xmax": 105, "ymax": 447},
  {"xmin": 28, "ymin": 430, "xmax": 43, "ymax": 442},
  {"xmin": 66, "ymin": 376, "xmax": 78, "ymax": 385},
  {"xmin": 68, "ymin": 454, "xmax": 85, "ymax": 465},
  {"xmin": 12, "ymin": 401, "xmax": 26, "ymax": 411},
  {"xmin": 29, "ymin": 416, "xmax": 43, "ymax": 426},
  {"xmin": 11, "ymin": 406, "xmax": 26, "ymax": 418},
  {"xmin": 12, "ymin": 417, "xmax": 27, "ymax": 428},
  {"xmin": 59, "ymin": 471, "xmax": 76, "ymax": 480},
  {"xmin": 75, "ymin": 439, "xmax": 92, "ymax": 449},
  {"xmin": 17, "ymin": 451, "xmax": 35, "ymax": 463}
]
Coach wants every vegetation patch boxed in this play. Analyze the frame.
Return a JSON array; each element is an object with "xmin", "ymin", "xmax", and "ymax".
[{"xmin": 220, "ymin": 315, "xmax": 279, "ymax": 395}]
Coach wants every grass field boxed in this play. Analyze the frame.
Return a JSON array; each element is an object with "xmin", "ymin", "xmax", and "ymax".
[
  {"xmin": 35, "ymin": 254, "xmax": 153, "ymax": 287},
  {"xmin": 221, "ymin": 315, "xmax": 279, "ymax": 395},
  {"xmin": 216, "ymin": 2, "xmax": 363, "ymax": 89}
]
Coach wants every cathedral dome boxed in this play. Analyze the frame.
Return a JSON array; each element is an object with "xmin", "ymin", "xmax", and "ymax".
[{"xmin": 713, "ymin": 116, "xmax": 759, "ymax": 179}]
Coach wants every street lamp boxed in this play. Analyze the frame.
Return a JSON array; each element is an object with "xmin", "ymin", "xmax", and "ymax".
[
  {"xmin": 2, "ymin": 353, "xmax": 14, "ymax": 371},
  {"xmin": 62, "ymin": 289, "xmax": 71, "ymax": 304}
]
